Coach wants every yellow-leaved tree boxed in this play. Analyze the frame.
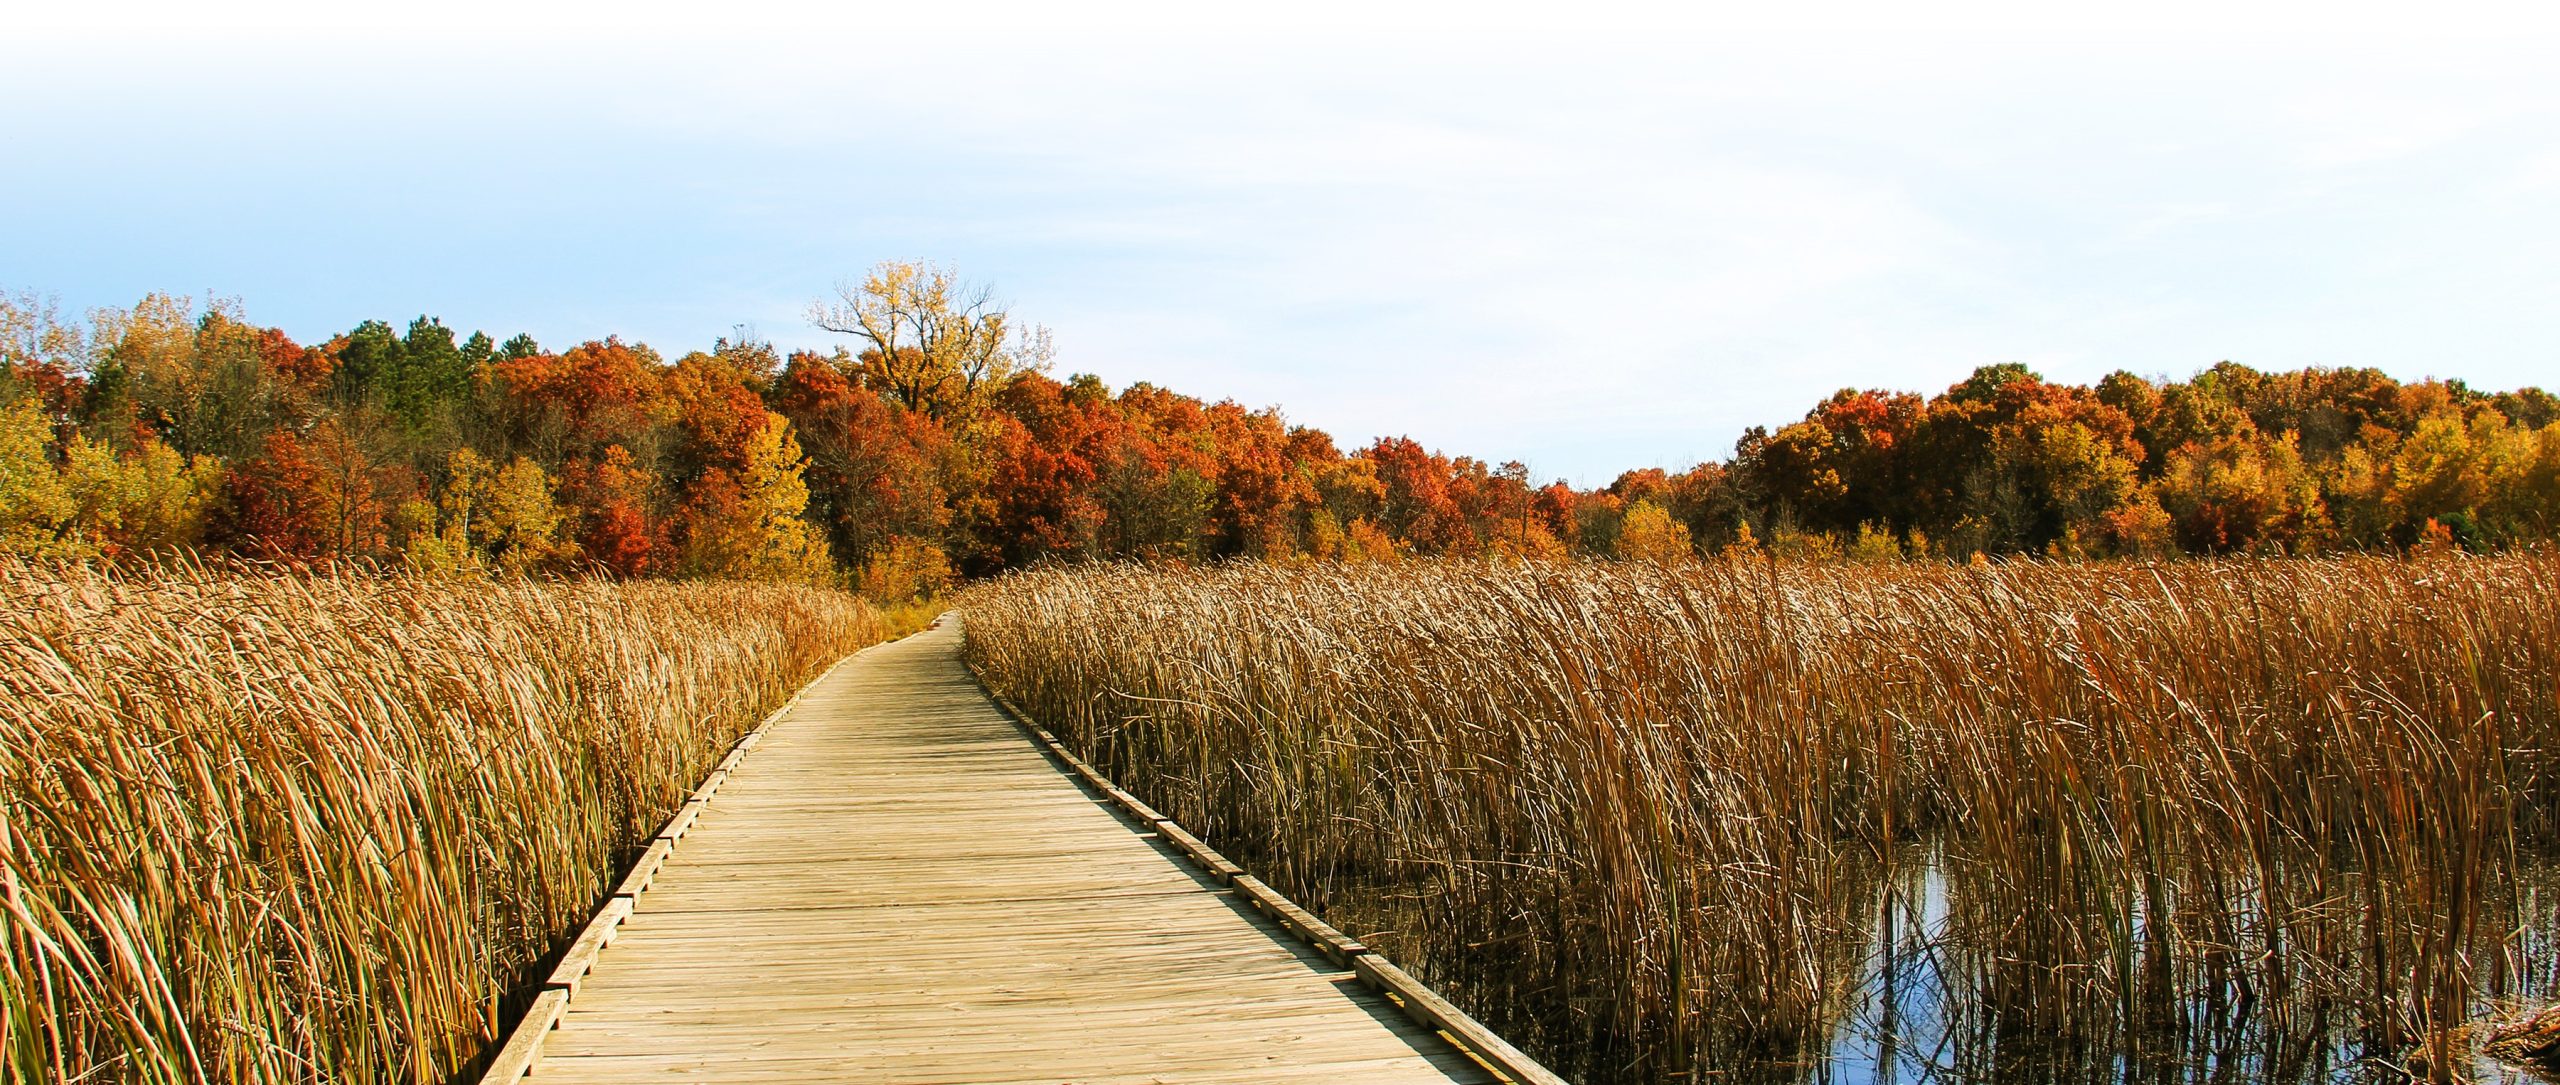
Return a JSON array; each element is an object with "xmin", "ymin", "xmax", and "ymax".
[
  {"xmin": 0, "ymin": 398, "xmax": 72, "ymax": 554},
  {"xmin": 471, "ymin": 452, "xmax": 568, "ymax": 574},
  {"xmin": 1616, "ymin": 499, "xmax": 1693, "ymax": 563},
  {"xmin": 806, "ymin": 260, "xmax": 1052, "ymax": 423},
  {"xmin": 680, "ymin": 415, "xmax": 834, "ymax": 584},
  {"xmin": 59, "ymin": 435, "xmax": 222, "ymax": 555},
  {"xmin": 405, "ymin": 449, "xmax": 570, "ymax": 575}
]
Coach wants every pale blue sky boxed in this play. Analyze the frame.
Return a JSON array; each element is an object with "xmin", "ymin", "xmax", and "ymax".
[{"xmin": 9, "ymin": 10, "xmax": 2559, "ymax": 484}]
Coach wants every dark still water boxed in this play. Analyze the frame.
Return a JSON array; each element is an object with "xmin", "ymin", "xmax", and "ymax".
[
  {"xmin": 1719, "ymin": 853, "xmax": 2560, "ymax": 1085},
  {"xmin": 1357, "ymin": 845, "xmax": 2560, "ymax": 1085}
]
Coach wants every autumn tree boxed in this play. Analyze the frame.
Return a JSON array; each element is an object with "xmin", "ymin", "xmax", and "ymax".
[
  {"xmin": 1199, "ymin": 401, "xmax": 1316, "ymax": 560},
  {"xmin": 406, "ymin": 448, "xmax": 566, "ymax": 574},
  {"xmin": 2154, "ymin": 428, "xmax": 2328, "ymax": 553},
  {"xmin": 2383, "ymin": 409, "xmax": 2513, "ymax": 546},
  {"xmin": 1900, "ymin": 365, "xmax": 2145, "ymax": 555},
  {"xmin": 80, "ymin": 295, "xmax": 307, "ymax": 460},
  {"xmin": 214, "ymin": 399, "xmax": 412, "ymax": 563},
  {"xmin": 960, "ymin": 371, "xmax": 1118, "ymax": 570},
  {"xmin": 1731, "ymin": 389, "xmax": 1924, "ymax": 537},
  {"xmin": 558, "ymin": 445, "xmax": 663, "ymax": 576},
  {"xmin": 1362, "ymin": 437, "xmax": 1463, "ymax": 553},
  {"xmin": 2486, "ymin": 422, "xmax": 2560, "ymax": 541},
  {"xmin": 677, "ymin": 414, "xmax": 832, "ymax": 583},
  {"xmin": 59, "ymin": 435, "xmax": 221, "ymax": 556},
  {"xmin": 1480, "ymin": 461, "xmax": 1570, "ymax": 559},
  {"xmin": 222, "ymin": 430, "xmax": 326, "ymax": 558},
  {"xmin": 1300, "ymin": 452, "xmax": 1390, "ymax": 562},
  {"xmin": 1096, "ymin": 451, "xmax": 1214, "ymax": 560},
  {"xmin": 1616, "ymin": 499, "xmax": 1693, "ymax": 562},
  {"xmin": 666, "ymin": 347, "xmax": 774, "ymax": 477},
  {"xmin": 0, "ymin": 396, "xmax": 71, "ymax": 554},
  {"xmin": 301, "ymin": 412, "xmax": 414, "ymax": 559},
  {"xmin": 1092, "ymin": 382, "xmax": 1222, "ymax": 560},
  {"xmin": 773, "ymin": 353, "xmax": 953, "ymax": 573},
  {"xmin": 485, "ymin": 337, "xmax": 669, "ymax": 466},
  {"xmin": 808, "ymin": 261, "xmax": 1052, "ymax": 422},
  {"xmin": 476, "ymin": 455, "xmax": 566, "ymax": 570},
  {"xmin": 2494, "ymin": 388, "xmax": 2559, "ymax": 431},
  {"xmin": 1, "ymin": 290, "xmax": 90, "ymax": 425}
]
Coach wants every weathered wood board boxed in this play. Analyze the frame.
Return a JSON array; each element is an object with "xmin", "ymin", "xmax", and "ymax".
[{"xmin": 524, "ymin": 619, "xmax": 1498, "ymax": 1084}]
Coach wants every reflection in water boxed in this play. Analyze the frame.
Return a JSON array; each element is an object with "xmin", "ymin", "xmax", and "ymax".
[
  {"xmin": 1745, "ymin": 851, "xmax": 2560, "ymax": 1085},
  {"xmin": 1334, "ymin": 827, "xmax": 2560, "ymax": 1085}
]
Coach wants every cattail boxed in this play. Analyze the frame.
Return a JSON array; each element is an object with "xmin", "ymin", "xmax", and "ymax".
[
  {"xmin": 964, "ymin": 553, "xmax": 2560, "ymax": 1084},
  {"xmin": 0, "ymin": 555, "xmax": 890, "ymax": 1084}
]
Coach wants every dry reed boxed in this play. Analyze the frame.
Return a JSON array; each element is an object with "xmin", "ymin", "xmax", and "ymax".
[
  {"xmin": 962, "ymin": 554, "xmax": 2560, "ymax": 1083},
  {"xmin": 0, "ymin": 557, "xmax": 893, "ymax": 1084}
]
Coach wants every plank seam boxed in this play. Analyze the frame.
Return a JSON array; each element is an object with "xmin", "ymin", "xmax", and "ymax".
[
  {"xmin": 976, "ymin": 685, "xmax": 1571, "ymax": 1085},
  {"xmin": 473, "ymin": 623, "xmax": 913, "ymax": 1085}
]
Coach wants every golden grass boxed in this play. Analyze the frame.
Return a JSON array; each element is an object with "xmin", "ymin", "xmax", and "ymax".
[
  {"xmin": 0, "ymin": 557, "xmax": 896, "ymax": 1084},
  {"xmin": 962, "ymin": 553, "xmax": 2560, "ymax": 1082}
]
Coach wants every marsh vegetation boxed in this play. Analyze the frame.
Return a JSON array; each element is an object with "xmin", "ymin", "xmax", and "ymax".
[
  {"xmin": 0, "ymin": 560, "xmax": 891, "ymax": 1084},
  {"xmin": 964, "ymin": 554, "xmax": 2560, "ymax": 1083}
]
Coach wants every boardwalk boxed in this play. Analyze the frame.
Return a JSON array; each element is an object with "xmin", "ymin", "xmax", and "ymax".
[{"xmin": 504, "ymin": 618, "xmax": 1515, "ymax": 1084}]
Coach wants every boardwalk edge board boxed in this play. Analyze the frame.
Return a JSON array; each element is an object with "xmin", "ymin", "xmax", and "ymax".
[
  {"xmin": 980, "ymin": 687, "xmax": 1574, "ymax": 1085},
  {"xmin": 472, "ymin": 631, "xmax": 892, "ymax": 1085}
]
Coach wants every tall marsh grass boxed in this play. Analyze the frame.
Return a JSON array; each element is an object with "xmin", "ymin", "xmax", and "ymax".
[
  {"xmin": 963, "ymin": 555, "xmax": 2560, "ymax": 1082},
  {"xmin": 0, "ymin": 558, "xmax": 891, "ymax": 1084}
]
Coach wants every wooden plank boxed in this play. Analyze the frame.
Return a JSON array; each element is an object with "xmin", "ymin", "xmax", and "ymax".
[
  {"xmin": 986, "ymin": 676, "xmax": 1561, "ymax": 1083},
  {"xmin": 1231, "ymin": 874, "xmax": 1369, "ymax": 966},
  {"xmin": 479, "ymin": 987, "xmax": 566, "ymax": 1085},
  {"xmin": 1355, "ymin": 954, "xmax": 1570, "ymax": 1085},
  {"xmin": 985, "ymin": 694, "xmax": 1176, "ymax": 823},
  {"xmin": 611, "ymin": 838, "xmax": 675, "ymax": 899},
  {"xmin": 530, "ymin": 1051, "xmax": 1499, "ymax": 1085},
  {"xmin": 654, "ymin": 798, "xmax": 705, "ymax": 842},
  {"xmin": 478, "ymin": 617, "xmax": 1552, "ymax": 1085},
  {"xmin": 685, "ymin": 767, "xmax": 727, "ymax": 803},
  {"xmin": 473, "ymin": 646, "xmax": 879, "ymax": 1085},
  {"xmin": 1095, "ymin": 780, "xmax": 1167, "ymax": 823},
  {"xmin": 542, "ymin": 896, "xmax": 634, "ymax": 995}
]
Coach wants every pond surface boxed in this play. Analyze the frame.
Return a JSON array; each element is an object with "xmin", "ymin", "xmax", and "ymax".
[
  {"xmin": 1762, "ymin": 855, "xmax": 2560, "ymax": 1085},
  {"xmin": 1328, "ymin": 840, "xmax": 2560, "ymax": 1085}
]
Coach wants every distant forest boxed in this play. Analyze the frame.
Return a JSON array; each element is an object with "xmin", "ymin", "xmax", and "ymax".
[{"xmin": 4, "ymin": 265, "xmax": 2555, "ymax": 595}]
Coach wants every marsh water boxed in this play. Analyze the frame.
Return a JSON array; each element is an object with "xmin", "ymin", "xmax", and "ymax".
[
  {"xmin": 1340, "ymin": 845, "xmax": 2560, "ymax": 1085},
  {"xmin": 1727, "ymin": 852, "xmax": 2560, "ymax": 1085}
]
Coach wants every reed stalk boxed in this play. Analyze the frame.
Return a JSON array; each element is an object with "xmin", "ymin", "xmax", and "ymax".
[
  {"xmin": 963, "ymin": 553, "xmax": 2560, "ymax": 1082},
  {"xmin": 0, "ymin": 556, "xmax": 892, "ymax": 1084}
]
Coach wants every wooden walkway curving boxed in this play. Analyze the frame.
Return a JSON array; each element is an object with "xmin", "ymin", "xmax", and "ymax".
[{"xmin": 498, "ymin": 617, "xmax": 1522, "ymax": 1084}]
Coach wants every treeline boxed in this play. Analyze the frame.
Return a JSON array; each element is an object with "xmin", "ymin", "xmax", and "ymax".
[
  {"xmin": 1700, "ymin": 362, "xmax": 2559, "ymax": 559},
  {"xmin": 4, "ymin": 269, "xmax": 2556, "ymax": 594}
]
